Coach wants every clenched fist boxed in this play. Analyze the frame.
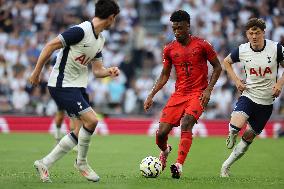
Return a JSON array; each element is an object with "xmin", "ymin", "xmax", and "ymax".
[{"xmin": 108, "ymin": 67, "xmax": 120, "ymax": 77}]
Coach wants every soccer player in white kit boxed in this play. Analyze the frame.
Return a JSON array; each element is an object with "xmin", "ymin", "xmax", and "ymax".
[
  {"xmin": 220, "ymin": 18, "xmax": 284, "ymax": 177},
  {"xmin": 29, "ymin": 0, "xmax": 120, "ymax": 182}
]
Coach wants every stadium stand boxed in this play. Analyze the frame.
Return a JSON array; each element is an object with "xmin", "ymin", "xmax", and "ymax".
[{"xmin": 0, "ymin": 0, "xmax": 283, "ymax": 119}]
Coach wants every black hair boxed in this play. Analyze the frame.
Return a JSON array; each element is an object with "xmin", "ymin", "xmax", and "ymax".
[
  {"xmin": 245, "ymin": 18, "xmax": 266, "ymax": 31},
  {"xmin": 95, "ymin": 0, "xmax": 120, "ymax": 19},
  {"xmin": 170, "ymin": 10, "xmax": 190, "ymax": 25}
]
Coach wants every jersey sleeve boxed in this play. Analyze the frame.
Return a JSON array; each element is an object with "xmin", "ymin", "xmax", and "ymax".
[
  {"xmin": 92, "ymin": 36, "xmax": 105, "ymax": 62},
  {"xmin": 230, "ymin": 48, "xmax": 240, "ymax": 63},
  {"xmin": 58, "ymin": 26, "xmax": 84, "ymax": 47},
  {"xmin": 202, "ymin": 40, "xmax": 217, "ymax": 62},
  {"xmin": 162, "ymin": 45, "xmax": 171, "ymax": 67},
  {"xmin": 277, "ymin": 43, "xmax": 284, "ymax": 64},
  {"xmin": 93, "ymin": 51, "xmax": 103, "ymax": 61}
]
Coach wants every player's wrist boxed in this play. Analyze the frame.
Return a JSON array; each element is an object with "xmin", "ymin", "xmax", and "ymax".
[
  {"xmin": 32, "ymin": 70, "xmax": 41, "ymax": 77},
  {"xmin": 278, "ymin": 79, "xmax": 284, "ymax": 87},
  {"xmin": 206, "ymin": 86, "xmax": 213, "ymax": 92},
  {"xmin": 147, "ymin": 94, "xmax": 154, "ymax": 99},
  {"xmin": 107, "ymin": 68, "xmax": 113, "ymax": 76},
  {"xmin": 234, "ymin": 79, "xmax": 241, "ymax": 85}
]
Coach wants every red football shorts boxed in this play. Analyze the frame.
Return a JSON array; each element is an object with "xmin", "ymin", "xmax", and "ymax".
[{"xmin": 160, "ymin": 93, "xmax": 204, "ymax": 126}]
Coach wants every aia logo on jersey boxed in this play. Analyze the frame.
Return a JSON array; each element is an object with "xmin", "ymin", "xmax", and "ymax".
[
  {"xmin": 75, "ymin": 54, "xmax": 92, "ymax": 65},
  {"xmin": 249, "ymin": 67, "xmax": 272, "ymax": 76}
]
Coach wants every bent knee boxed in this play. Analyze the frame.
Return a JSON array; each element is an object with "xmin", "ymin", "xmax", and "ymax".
[
  {"xmin": 157, "ymin": 123, "xmax": 172, "ymax": 137},
  {"xmin": 156, "ymin": 129, "xmax": 168, "ymax": 139},
  {"xmin": 181, "ymin": 115, "xmax": 196, "ymax": 131},
  {"xmin": 85, "ymin": 118, "xmax": 98, "ymax": 129},
  {"xmin": 242, "ymin": 129, "xmax": 256, "ymax": 143},
  {"xmin": 230, "ymin": 112, "xmax": 248, "ymax": 128}
]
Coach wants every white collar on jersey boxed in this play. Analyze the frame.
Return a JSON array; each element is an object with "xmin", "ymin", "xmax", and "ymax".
[{"xmin": 250, "ymin": 40, "xmax": 266, "ymax": 52}]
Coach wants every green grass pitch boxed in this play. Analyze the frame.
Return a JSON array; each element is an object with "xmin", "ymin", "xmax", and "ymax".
[{"xmin": 0, "ymin": 134, "xmax": 283, "ymax": 189}]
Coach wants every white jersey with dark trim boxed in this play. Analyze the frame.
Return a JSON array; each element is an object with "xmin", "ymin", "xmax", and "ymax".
[
  {"xmin": 48, "ymin": 21, "xmax": 105, "ymax": 88},
  {"xmin": 230, "ymin": 39, "xmax": 284, "ymax": 105}
]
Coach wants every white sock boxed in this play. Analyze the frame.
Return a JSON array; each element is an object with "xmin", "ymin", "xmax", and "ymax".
[
  {"xmin": 77, "ymin": 127, "xmax": 94, "ymax": 165},
  {"xmin": 54, "ymin": 126, "xmax": 61, "ymax": 140},
  {"xmin": 229, "ymin": 124, "xmax": 241, "ymax": 134},
  {"xmin": 222, "ymin": 139, "xmax": 249, "ymax": 168},
  {"xmin": 162, "ymin": 146, "xmax": 170, "ymax": 155},
  {"xmin": 42, "ymin": 133, "xmax": 77, "ymax": 168}
]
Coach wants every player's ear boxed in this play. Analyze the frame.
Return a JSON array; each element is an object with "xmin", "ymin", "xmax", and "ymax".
[
  {"xmin": 186, "ymin": 22, "xmax": 190, "ymax": 31},
  {"xmin": 108, "ymin": 14, "xmax": 116, "ymax": 22},
  {"xmin": 245, "ymin": 30, "xmax": 249, "ymax": 38},
  {"xmin": 262, "ymin": 30, "xmax": 265, "ymax": 36}
]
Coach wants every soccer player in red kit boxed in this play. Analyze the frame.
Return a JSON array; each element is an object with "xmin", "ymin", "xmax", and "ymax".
[{"xmin": 144, "ymin": 10, "xmax": 222, "ymax": 179}]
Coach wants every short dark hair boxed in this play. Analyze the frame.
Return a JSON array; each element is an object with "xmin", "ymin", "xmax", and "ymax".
[
  {"xmin": 245, "ymin": 18, "xmax": 266, "ymax": 31},
  {"xmin": 95, "ymin": 0, "xmax": 120, "ymax": 19},
  {"xmin": 170, "ymin": 10, "xmax": 190, "ymax": 25}
]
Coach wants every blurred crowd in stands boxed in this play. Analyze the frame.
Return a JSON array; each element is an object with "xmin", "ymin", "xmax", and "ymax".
[{"xmin": 0, "ymin": 0, "xmax": 284, "ymax": 119}]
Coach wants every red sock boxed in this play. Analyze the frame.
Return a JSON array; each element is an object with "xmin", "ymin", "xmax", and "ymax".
[
  {"xmin": 156, "ymin": 130, "xmax": 168, "ymax": 151},
  {"xmin": 177, "ymin": 131, "xmax": 192, "ymax": 165}
]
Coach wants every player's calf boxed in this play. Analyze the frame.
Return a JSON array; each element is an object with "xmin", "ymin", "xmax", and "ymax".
[
  {"xmin": 226, "ymin": 124, "xmax": 241, "ymax": 149},
  {"xmin": 72, "ymin": 145, "xmax": 78, "ymax": 152},
  {"xmin": 226, "ymin": 132, "xmax": 238, "ymax": 149}
]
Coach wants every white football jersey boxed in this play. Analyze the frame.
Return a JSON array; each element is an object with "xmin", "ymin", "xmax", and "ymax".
[
  {"xmin": 231, "ymin": 39, "xmax": 284, "ymax": 105},
  {"xmin": 48, "ymin": 21, "xmax": 105, "ymax": 88}
]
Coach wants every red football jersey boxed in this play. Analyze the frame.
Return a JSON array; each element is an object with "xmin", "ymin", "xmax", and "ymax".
[{"xmin": 163, "ymin": 35, "xmax": 217, "ymax": 94}]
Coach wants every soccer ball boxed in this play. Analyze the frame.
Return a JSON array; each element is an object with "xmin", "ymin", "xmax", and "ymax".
[{"xmin": 139, "ymin": 156, "xmax": 162, "ymax": 178}]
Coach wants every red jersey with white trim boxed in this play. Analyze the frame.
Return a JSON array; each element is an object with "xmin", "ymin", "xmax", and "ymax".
[{"xmin": 163, "ymin": 35, "xmax": 217, "ymax": 95}]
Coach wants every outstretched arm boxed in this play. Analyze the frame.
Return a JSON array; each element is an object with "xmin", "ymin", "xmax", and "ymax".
[
  {"xmin": 144, "ymin": 65, "xmax": 171, "ymax": 112},
  {"xmin": 29, "ymin": 37, "xmax": 63, "ymax": 85},
  {"xmin": 272, "ymin": 62, "xmax": 284, "ymax": 97},
  {"xmin": 200, "ymin": 56, "xmax": 222, "ymax": 107},
  {"xmin": 223, "ymin": 54, "xmax": 246, "ymax": 92}
]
